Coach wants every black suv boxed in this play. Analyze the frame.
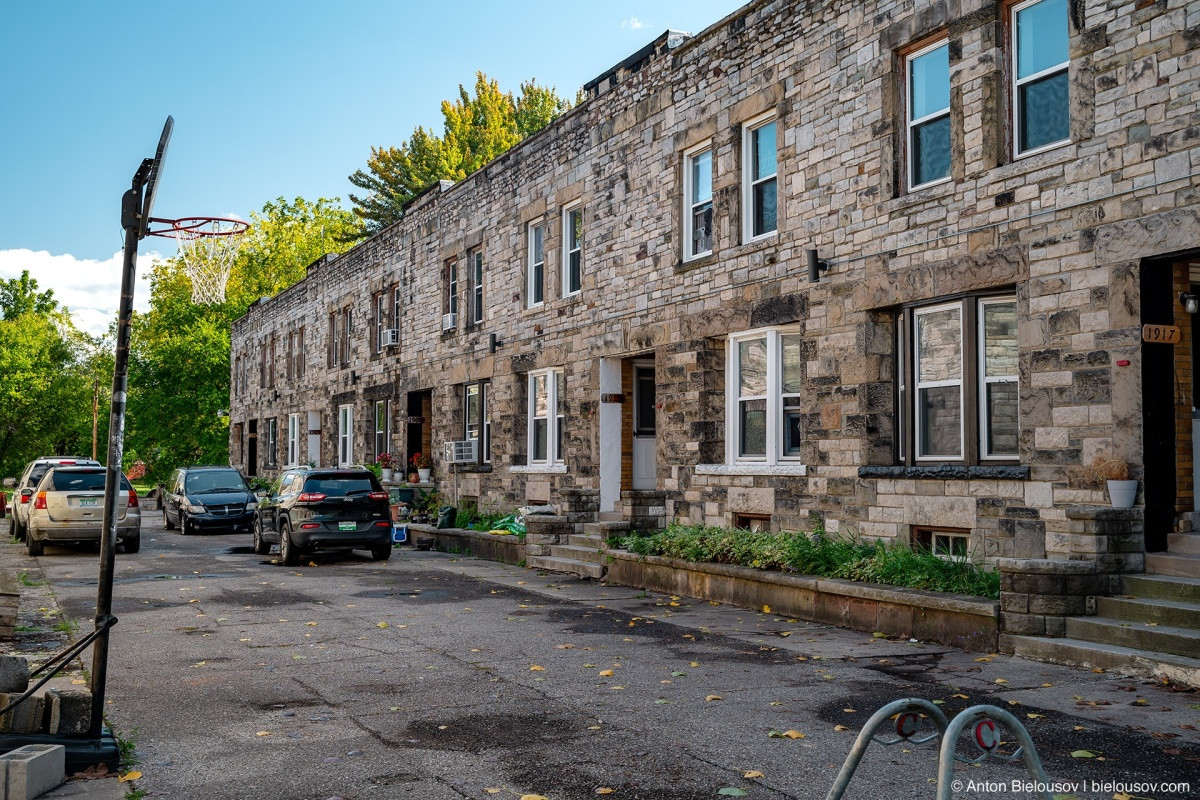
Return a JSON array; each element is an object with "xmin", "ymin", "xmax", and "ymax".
[
  {"xmin": 164, "ymin": 465, "xmax": 257, "ymax": 535},
  {"xmin": 253, "ymin": 468, "xmax": 392, "ymax": 565}
]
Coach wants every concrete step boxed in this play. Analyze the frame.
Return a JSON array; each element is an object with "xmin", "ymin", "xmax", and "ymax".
[
  {"xmin": 526, "ymin": 555, "xmax": 604, "ymax": 580},
  {"xmin": 581, "ymin": 521, "xmax": 629, "ymax": 538},
  {"xmin": 1008, "ymin": 634, "xmax": 1200, "ymax": 688},
  {"xmin": 1167, "ymin": 533, "xmax": 1200, "ymax": 555},
  {"xmin": 1095, "ymin": 595, "xmax": 1200, "ymax": 630},
  {"xmin": 566, "ymin": 533, "xmax": 605, "ymax": 548},
  {"xmin": 1122, "ymin": 574, "xmax": 1200, "ymax": 603},
  {"xmin": 1146, "ymin": 552, "xmax": 1200, "ymax": 578},
  {"xmin": 597, "ymin": 511, "xmax": 624, "ymax": 522},
  {"xmin": 1064, "ymin": 615, "xmax": 1200, "ymax": 660},
  {"xmin": 550, "ymin": 543, "xmax": 607, "ymax": 564}
]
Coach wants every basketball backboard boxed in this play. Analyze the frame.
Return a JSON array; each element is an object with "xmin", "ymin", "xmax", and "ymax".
[{"xmin": 138, "ymin": 116, "xmax": 173, "ymax": 239}]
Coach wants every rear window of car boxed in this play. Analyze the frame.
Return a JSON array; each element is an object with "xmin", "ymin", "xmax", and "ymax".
[
  {"xmin": 185, "ymin": 470, "xmax": 248, "ymax": 493},
  {"xmin": 49, "ymin": 470, "xmax": 131, "ymax": 492},
  {"xmin": 29, "ymin": 460, "xmax": 98, "ymax": 487},
  {"xmin": 303, "ymin": 475, "xmax": 377, "ymax": 497}
]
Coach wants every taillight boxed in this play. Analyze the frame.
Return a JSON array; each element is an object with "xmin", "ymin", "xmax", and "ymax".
[
  {"xmin": 299, "ymin": 522, "xmax": 320, "ymax": 529},
  {"xmin": 34, "ymin": 492, "xmax": 47, "ymax": 510},
  {"xmin": 128, "ymin": 489, "xmax": 139, "ymax": 508},
  {"xmin": 367, "ymin": 491, "xmax": 388, "ymax": 501},
  {"xmin": 59, "ymin": 461, "xmax": 76, "ymax": 465},
  {"xmin": 297, "ymin": 492, "xmax": 326, "ymax": 502},
  {"xmin": 19, "ymin": 494, "xmax": 30, "ymax": 504},
  {"xmin": 373, "ymin": 520, "xmax": 391, "ymax": 528}
]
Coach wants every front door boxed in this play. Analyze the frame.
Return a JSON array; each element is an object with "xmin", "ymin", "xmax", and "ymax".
[{"xmin": 632, "ymin": 364, "xmax": 656, "ymax": 490}]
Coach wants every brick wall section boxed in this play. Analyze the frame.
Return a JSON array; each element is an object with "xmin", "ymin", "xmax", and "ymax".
[{"xmin": 230, "ymin": 0, "xmax": 1200, "ymax": 562}]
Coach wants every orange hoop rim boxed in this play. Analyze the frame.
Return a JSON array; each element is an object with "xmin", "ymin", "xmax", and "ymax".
[{"xmin": 145, "ymin": 216, "xmax": 249, "ymax": 238}]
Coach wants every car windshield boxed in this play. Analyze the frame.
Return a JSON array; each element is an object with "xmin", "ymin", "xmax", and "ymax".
[
  {"xmin": 48, "ymin": 470, "xmax": 131, "ymax": 492},
  {"xmin": 185, "ymin": 471, "xmax": 248, "ymax": 494},
  {"xmin": 303, "ymin": 476, "xmax": 376, "ymax": 497}
]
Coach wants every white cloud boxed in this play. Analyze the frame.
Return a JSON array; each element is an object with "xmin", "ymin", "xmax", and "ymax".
[
  {"xmin": 622, "ymin": 15, "xmax": 645, "ymax": 29},
  {"xmin": 0, "ymin": 248, "xmax": 164, "ymax": 337}
]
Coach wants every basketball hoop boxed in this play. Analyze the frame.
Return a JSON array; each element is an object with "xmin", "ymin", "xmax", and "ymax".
[{"xmin": 147, "ymin": 216, "xmax": 249, "ymax": 304}]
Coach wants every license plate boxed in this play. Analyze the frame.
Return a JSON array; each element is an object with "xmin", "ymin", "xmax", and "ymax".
[
  {"xmin": 79, "ymin": 498, "xmax": 98, "ymax": 507},
  {"xmin": 338, "ymin": 521, "xmax": 356, "ymax": 531}
]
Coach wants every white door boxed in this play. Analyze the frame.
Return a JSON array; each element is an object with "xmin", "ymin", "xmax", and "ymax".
[
  {"xmin": 338, "ymin": 404, "xmax": 353, "ymax": 467},
  {"xmin": 632, "ymin": 364, "xmax": 656, "ymax": 490}
]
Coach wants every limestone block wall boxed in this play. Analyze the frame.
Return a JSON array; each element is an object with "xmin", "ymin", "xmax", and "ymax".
[{"xmin": 230, "ymin": 0, "xmax": 1200, "ymax": 563}]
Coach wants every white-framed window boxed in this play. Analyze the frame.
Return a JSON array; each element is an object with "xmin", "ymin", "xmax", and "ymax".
[
  {"xmin": 906, "ymin": 39, "xmax": 951, "ymax": 189},
  {"xmin": 742, "ymin": 113, "xmax": 777, "ymax": 240},
  {"xmin": 444, "ymin": 257, "xmax": 458, "ymax": 317},
  {"xmin": 470, "ymin": 248, "xmax": 484, "ymax": 324},
  {"xmin": 527, "ymin": 222, "xmax": 545, "ymax": 307},
  {"xmin": 339, "ymin": 307, "xmax": 352, "ymax": 366},
  {"xmin": 896, "ymin": 294, "xmax": 1019, "ymax": 464},
  {"xmin": 265, "ymin": 417, "xmax": 278, "ymax": 468},
  {"xmin": 528, "ymin": 368, "xmax": 565, "ymax": 465},
  {"xmin": 683, "ymin": 143, "xmax": 713, "ymax": 259},
  {"xmin": 287, "ymin": 413, "xmax": 300, "ymax": 467},
  {"xmin": 914, "ymin": 527, "xmax": 971, "ymax": 560},
  {"xmin": 562, "ymin": 202, "xmax": 582, "ymax": 297},
  {"xmin": 464, "ymin": 381, "xmax": 491, "ymax": 464},
  {"xmin": 337, "ymin": 403, "xmax": 354, "ymax": 467},
  {"xmin": 374, "ymin": 399, "xmax": 391, "ymax": 462},
  {"xmin": 373, "ymin": 292, "xmax": 388, "ymax": 353},
  {"xmin": 328, "ymin": 311, "xmax": 338, "ymax": 368},
  {"xmin": 725, "ymin": 327, "xmax": 803, "ymax": 465},
  {"xmin": 392, "ymin": 286, "xmax": 402, "ymax": 344},
  {"xmin": 296, "ymin": 326, "xmax": 304, "ymax": 378},
  {"xmin": 1012, "ymin": 0, "xmax": 1069, "ymax": 157}
]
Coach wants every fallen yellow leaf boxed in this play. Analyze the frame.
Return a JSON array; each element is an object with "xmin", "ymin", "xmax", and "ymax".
[
  {"xmin": 744, "ymin": 770, "xmax": 764, "ymax": 778},
  {"xmin": 308, "ymin": 561, "xmax": 317, "ymax": 567},
  {"xmin": 377, "ymin": 621, "xmax": 390, "ymax": 628},
  {"xmin": 843, "ymin": 708, "xmax": 856, "ymax": 713},
  {"xmin": 599, "ymin": 669, "xmax": 615, "ymax": 677},
  {"xmin": 689, "ymin": 661, "xmax": 700, "ymax": 667},
  {"xmin": 530, "ymin": 665, "xmax": 545, "ymax": 672},
  {"xmin": 597, "ymin": 789, "xmax": 615, "ymax": 795},
  {"xmin": 706, "ymin": 695, "xmax": 724, "ymax": 702},
  {"xmin": 484, "ymin": 790, "xmax": 503, "ymax": 795},
  {"xmin": 783, "ymin": 730, "xmax": 805, "ymax": 739},
  {"xmin": 952, "ymin": 694, "xmax": 969, "ymax": 699},
  {"xmin": 118, "ymin": 771, "xmax": 142, "ymax": 783},
  {"xmin": 1027, "ymin": 713, "xmax": 1044, "ymax": 719},
  {"xmin": 834, "ymin": 725, "xmax": 850, "ymax": 732},
  {"xmin": 994, "ymin": 678, "xmax": 1008, "ymax": 684},
  {"xmin": 306, "ymin": 621, "xmax": 318, "ymax": 626},
  {"xmin": 520, "ymin": 796, "xmax": 549, "ymax": 800},
  {"xmin": 256, "ymin": 731, "xmax": 271, "ymax": 736},
  {"xmin": 762, "ymin": 605, "xmax": 771, "ymax": 613},
  {"xmin": 669, "ymin": 601, "xmax": 680, "ymax": 606},
  {"xmin": 71, "ymin": 679, "xmax": 87, "ymax": 685}
]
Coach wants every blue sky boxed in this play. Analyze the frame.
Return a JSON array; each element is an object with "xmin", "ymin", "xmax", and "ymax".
[{"xmin": 0, "ymin": 0, "xmax": 744, "ymax": 334}]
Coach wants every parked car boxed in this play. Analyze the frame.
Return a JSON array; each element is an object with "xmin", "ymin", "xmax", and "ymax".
[
  {"xmin": 8, "ymin": 456, "xmax": 102, "ymax": 541},
  {"xmin": 163, "ymin": 465, "xmax": 257, "ymax": 535},
  {"xmin": 254, "ymin": 467, "xmax": 392, "ymax": 565},
  {"xmin": 25, "ymin": 465, "xmax": 141, "ymax": 556}
]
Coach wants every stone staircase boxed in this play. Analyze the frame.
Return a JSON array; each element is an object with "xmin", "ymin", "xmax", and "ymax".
[
  {"xmin": 1146, "ymin": 532, "xmax": 1200, "ymax": 577},
  {"xmin": 1011, "ymin": 569, "xmax": 1200, "ymax": 687},
  {"xmin": 526, "ymin": 522, "xmax": 629, "ymax": 580}
]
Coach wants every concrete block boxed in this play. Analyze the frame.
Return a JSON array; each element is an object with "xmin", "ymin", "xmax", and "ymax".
[
  {"xmin": 42, "ymin": 689, "xmax": 91, "ymax": 736},
  {"xmin": 1, "ymin": 744, "xmax": 65, "ymax": 800},
  {"xmin": 0, "ymin": 694, "xmax": 45, "ymax": 735},
  {"xmin": 0, "ymin": 656, "xmax": 29, "ymax": 694}
]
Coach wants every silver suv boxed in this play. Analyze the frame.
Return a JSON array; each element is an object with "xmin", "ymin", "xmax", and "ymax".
[
  {"xmin": 8, "ymin": 456, "xmax": 101, "ymax": 541},
  {"xmin": 25, "ymin": 465, "xmax": 141, "ymax": 556}
]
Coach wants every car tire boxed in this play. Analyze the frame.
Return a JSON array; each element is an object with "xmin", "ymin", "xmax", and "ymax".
[
  {"xmin": 279, "ymin": 520, "xmax": 298, "ymax": 566},
  {"xmin": 252, "ymin": 516, "xmax": 270, "ymax": 556},
  {"xmin": 179, "ymin": 513, "xmax": 191, "ymax": 536},
  {"xmin": 370, "ymin": 543, "xmax": 392, "ymax": 562},
  {"xmin": 123, "ymin": 534, "xmax": 141, "ymax": 554},
  {"xmin": 26, "ymin": 529, "xmax": 43, "ymax": 557},
  {"xmin": 11, "ymin": 515, "xmax": 24, "ymax": 542},
  {"xmin": 163, "ymin": 507, "xmax": 175, "ymax": 530}
]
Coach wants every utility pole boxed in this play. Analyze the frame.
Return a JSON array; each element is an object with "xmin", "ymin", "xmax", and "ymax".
[{"xmin": 92, "ymin": 378, "xmax": 99, "ymax": 461}]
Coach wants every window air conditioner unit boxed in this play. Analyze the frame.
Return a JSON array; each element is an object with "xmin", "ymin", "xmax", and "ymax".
[
  {"xmin": 444, "ymin": 439, "xmax": 478, "ymax": 464},
  {"xmin": 380, "ymin": 328, "xmax": 399, "ymax": 347},
  {"xmin": 441, "ymin": 313, "xmax": 458, "ymax": 331}
]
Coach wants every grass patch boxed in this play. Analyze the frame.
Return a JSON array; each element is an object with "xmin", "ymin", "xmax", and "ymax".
[
  {"xmin": 18, "ymin": 571, "xmax": 44, "ymax": 587},
  {"xmin": 112, "ymin": 724, "xmax": 141, "ymax": 768},
  {"xmin": 622, "ymin": 522, "xmax": 999, "ymax": 599}
]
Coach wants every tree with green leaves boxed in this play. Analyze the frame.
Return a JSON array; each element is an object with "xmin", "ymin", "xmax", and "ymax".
[
  {"xmin": 126, "ymin": 196, "xmax": 357, "ymax": 479},
  {"xmin": 0, "ymin": 270, "xmax": 59, "ymax": 320},
  {"xmin": 348, "ymin": 73, "xmax": 575, "ymax": 236}
]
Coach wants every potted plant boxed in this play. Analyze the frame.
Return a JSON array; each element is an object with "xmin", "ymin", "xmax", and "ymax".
[
  {"xmin": 376, "ymin": 452, "xmax": 397, "ymax": 482},
  {"xmin": 1085, "ymin": 452, "xmax": 1137, "ymax": 508},
  {"xmin": 410, "ymin": 452, "xmax": 433, "ymax": 483}
]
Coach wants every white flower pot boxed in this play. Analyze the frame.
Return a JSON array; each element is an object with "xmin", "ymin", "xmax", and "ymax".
[
  {"xmin": 381, "ymin": 468, "xmax": 394, "ymax": 482},
  {"xmin": 418, "ymin": 468, "xmax": 431, "ymax": 483},
  {"xmin": 1107, "ymin": 479, "xmax": 1138, "ymax": 508}
]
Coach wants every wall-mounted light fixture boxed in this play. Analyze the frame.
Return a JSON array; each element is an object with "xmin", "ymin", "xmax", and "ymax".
[
  {"xmin": 1181, "ymin": 292, "xmax": 1199, "ymax": 315},
  {"xmin": 806, "ymin": 249, "xmax": 829, "ymax": 283},
  {"xmin": 489, "ymin": 333, "xmax": 502, "ymax": 353}
]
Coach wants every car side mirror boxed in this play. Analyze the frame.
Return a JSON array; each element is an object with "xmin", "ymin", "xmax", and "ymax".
[
  {"xmin": 255, "ymin": 489, "xmax": 268, "ymax": 499},
  {"xmin": 3, "ymin": 478, "xmax": 14, "ymax": 488}
]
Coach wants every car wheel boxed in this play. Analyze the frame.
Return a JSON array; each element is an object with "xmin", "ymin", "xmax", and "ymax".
[
  {"xmin": 11, "ymin": 515, "xmax": 24, "ymax": 542},
  {"xmin": 370, "ymin": 543, "xmax": 392, "ymax": 562},
  {"xmin": 252, "ymin": 517, "xmax": 270, "ymax": 556},
  {"xmin": 163, "ymin": 507, "xmax": 175, "ymax": 530},
  {"xmin": 279, "ymin": 520, "xmax": 298, "ymax": 566},
  {"xmin": 179, "ymin": 513, "xmax": 191, "ymax": 536},
  {"xmin": 26, "ymin": 529, "xmax": 43, "ymax": 557},
  {"xmin": 123, "ymin": 534, "xmax": 141, "ymax": 554}
]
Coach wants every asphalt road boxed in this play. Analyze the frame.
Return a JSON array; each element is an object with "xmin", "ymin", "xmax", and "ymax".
[{"xmin": 9, "ymin": 512, "xmax": 1200, "ymax": 800}]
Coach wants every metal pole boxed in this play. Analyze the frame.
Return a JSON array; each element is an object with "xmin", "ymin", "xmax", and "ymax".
[{"xmin": 88, "ymin": 175, "xmax": 146, "ymax": 738}]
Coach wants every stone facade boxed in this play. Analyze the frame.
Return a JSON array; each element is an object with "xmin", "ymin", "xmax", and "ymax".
[{"xmin": 230, "ymin": 0, "xmax": 1200, "ymax": 566}]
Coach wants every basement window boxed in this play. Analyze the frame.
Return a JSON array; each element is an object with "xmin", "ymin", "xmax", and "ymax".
[{"xmin": 913, "ymin": 526, "xmax": 971, "ymax": 560}]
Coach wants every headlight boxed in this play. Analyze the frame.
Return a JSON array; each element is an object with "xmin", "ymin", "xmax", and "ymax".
[
  {"xmin": 245, "ymin": 499, "xmax": 258, "ymax": 510},
  {"xmin": 184, "ymin": 503, "xmax": 206, "ymax": 514}
]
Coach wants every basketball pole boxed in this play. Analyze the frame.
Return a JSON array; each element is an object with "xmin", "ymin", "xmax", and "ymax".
[{"xmin": 89, "ymin": 117, "xmax": 171, "ymax": 742}]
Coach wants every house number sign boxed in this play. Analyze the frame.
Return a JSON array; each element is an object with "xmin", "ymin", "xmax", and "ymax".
[{"xmin": 1141, "ymin": 324, "xmax": 1180, "ymax": 344}]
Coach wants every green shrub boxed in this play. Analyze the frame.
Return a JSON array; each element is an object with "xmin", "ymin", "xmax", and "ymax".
[{"xmin": 621, "ymin": 523, "xmax": 999, "ymax": 599}]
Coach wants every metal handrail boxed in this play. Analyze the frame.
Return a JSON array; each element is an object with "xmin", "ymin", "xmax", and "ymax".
[
  {"xmin": 826, "ymin": 698, "xmax": 951, "ymax": 800},
  {"xmin": 0, "ymin": 615, "xmax": 116, "ymax": 719}
]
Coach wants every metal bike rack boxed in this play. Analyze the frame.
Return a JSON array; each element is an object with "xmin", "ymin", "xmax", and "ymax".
[{"xmin": 826, "ymin": 698, "xmax": 1053, "ymax": 800}]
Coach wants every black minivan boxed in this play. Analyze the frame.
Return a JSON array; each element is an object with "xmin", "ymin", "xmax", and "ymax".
[
  {"xmin": 253, "ymin": 467, "xmax": 392, "ymax": 565},
  {"xmin": 163, "ymin": 465, "xmax": 257, "ymax": 535}
]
